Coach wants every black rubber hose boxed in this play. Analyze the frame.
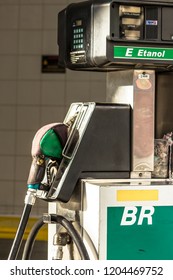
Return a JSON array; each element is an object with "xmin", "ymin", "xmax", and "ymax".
[
  {"xmin": 22, "ymin": 217, "xmax": 45, "ymax": 260},
  {"xmin": 50, "ymin": 214, "xmax": 90, "ymax": 260},
  {"xmin": 22, "ymin": 214, "xmax": 90, "ymax": 260},
  {"xmin": 8, "ymin": 203, "xmax": 32, "ymax": 260}
]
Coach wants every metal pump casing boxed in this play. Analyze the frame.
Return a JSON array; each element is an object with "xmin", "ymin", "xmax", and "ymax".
[
  {"xmin": 58, "ymin": 0, "xmax": 173, "ymax": 71},
  {"xmin": 46, "ymin": 102, "xmax": 131, "ymax": 202}
]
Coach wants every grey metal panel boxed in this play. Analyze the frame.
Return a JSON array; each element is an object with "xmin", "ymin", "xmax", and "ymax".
[
  {"xmin": 106, "ymin": 70, "xmax": 155, "ymax": 173},
  {"xmin": 156, "ymin": 72, "xmax": 173, "ymax": 138}
]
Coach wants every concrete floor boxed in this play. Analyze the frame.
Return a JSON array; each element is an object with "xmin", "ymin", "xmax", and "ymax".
[{"xmin": 0, "ymin": 239, "xmax": 47, "ymax": 260}]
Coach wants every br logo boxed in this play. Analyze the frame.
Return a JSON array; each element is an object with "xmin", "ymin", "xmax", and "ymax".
[{"xmin": 120, "ymin": 206, "xmax": 155, "ymax": 226}]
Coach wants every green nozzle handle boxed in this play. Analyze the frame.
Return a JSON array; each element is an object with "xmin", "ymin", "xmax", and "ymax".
[{"xmin": 27, "ymin": 123, "xmax": 68, "ymax": 189}]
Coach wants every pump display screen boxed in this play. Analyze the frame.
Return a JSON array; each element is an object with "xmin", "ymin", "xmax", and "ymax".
[
  {"xmin": 119, "ymin": 5, "xmax": 143, "ymax": 40},
  {"xmin": 74, "ymin": 19, "xmax": 82, "ymax": 26}
]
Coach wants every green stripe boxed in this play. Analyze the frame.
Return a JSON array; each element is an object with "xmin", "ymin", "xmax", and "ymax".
[{"xmin": 114, "ymin": 46, "xmax": 173, "ymax": 61}]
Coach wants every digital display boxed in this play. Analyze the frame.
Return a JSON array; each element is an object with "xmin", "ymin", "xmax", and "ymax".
[
  {"xmin": 119, "ymin": 5, "xmax": 143, "ymax": 40},
  {"xmin": 120, "ymin": 5, "xmax": 141, "ymax": 15},
  {"xmin": 74, "ymin": 19, "xmax": 82, "ymax": 27},
  {"xmin": 124, "ymin": 30, "xmax": 140, "ymax": 39},
  {"xmin": 122, "ymin": 18, "xmax": 141, "ymax": 25}
]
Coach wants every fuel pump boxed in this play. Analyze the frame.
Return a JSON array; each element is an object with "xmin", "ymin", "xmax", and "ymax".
[
  {"xmin": 8, "ymin": 0, "xmax": 173, "ymax": 260},
  {"xmin": 51, "ymin": 0, "xmax": 173, "ymax": 260}
]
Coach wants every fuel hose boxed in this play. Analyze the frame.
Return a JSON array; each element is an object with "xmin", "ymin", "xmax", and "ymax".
[
  {"xmin": 8, "ymin": 189, "xmax": 36, "ymax": 260},
  {"xmin": 8, "ymin": 203, "xmax": 33, "ymax": 260},
  {"xmin": 22, "ymin": 214, "xmax": 90, "ymax": 260},
  {"xmin": 22, "ymin": 216, "xmax": 45, "ymax": 260}
]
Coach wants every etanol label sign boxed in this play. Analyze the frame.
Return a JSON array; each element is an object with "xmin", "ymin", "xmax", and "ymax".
[{"xmin": 114, "ymin": 46, "xmax": 173, "ymax": 60}]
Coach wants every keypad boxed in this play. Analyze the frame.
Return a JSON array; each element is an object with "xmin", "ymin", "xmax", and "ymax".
[{"xmin": 73, "ymin": 28, "xmax": 84, "ymax": 49}]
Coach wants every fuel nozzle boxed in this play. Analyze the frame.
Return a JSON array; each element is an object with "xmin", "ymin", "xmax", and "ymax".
[
  {"xmin": 8, "ymin": 123, "xmax": 68, "ymax": 260},
  {"xmin": 27, "ymin": 122, "xmax": 68, "ymax": 194}
]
